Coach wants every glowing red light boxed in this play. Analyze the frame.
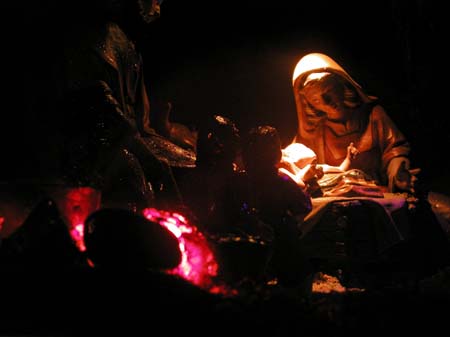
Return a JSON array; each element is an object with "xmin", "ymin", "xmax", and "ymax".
[
  {"xmin": 143, "ymin": 208, "xmax": 236, "ymax": 296},
  {"xmin": 49, "ymin": 187, "xmax": 101, "ymax": 252},
  {"xmin": 70, "ymin": 223, "xmax": 86, "ymax": 252}
]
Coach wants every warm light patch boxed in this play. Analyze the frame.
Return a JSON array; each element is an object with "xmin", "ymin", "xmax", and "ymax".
[
  {"xmin": 312, "ymin": 272, "xmax": 365, "ymax": 294},
  {"xmin": 304, "ymin": 72, "xmax": 329, "ymax": 85},
  {"xmin": 292, "ymin": 52, "xmax": 349, "ymax": 85},
  {"xmin": 312, "ymin": 272, "xmax": 346, "ymax": 293},
  {"xmin": 293, "ymin": 53, "xmax": 331, "ymax": 84},
  {"xmin": 279, "ymin": 142, "xmax": 345, "ymax": 187},
  {"xmin": 279, "ymin": 142, "xmax": 317, "ymax": 186},
  {"xmin": 282, "ymin": 142, "xmax": 316, "ymax": 165}
]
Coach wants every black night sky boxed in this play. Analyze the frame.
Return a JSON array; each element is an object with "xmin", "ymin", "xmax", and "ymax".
[{"xmin": 3, "ymin": 0, "xmax": 449, "ymax": 193}]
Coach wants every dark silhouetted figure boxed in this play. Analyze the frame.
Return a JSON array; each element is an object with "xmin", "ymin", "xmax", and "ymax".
[
  {"xmin": 240, "ymin": 125, "xmax": 313, "ymax": 288},
  {"xmin": 178, "ymin": 114, "xmax": 243, "ymax": 235},
  {"xmin": 15, "ymin": 0, "xmax": 192, "ymax": 213}
]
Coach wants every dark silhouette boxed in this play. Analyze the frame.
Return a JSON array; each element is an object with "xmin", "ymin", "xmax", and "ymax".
[
  {"xmin": 240, "ymin": 125, "xmax": 313, "ymax": 287},
  {"xmin": 11, "ymin": 0, "xmax": 194, "ymax": 213}
]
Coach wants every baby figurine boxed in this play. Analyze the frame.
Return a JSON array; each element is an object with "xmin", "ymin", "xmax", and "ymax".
[{"xmin": 279, "ymin": 142, "xmax": 359, "ymax": 196}]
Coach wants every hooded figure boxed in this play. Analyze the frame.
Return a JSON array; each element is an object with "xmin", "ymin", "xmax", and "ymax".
[
  {"xmin": 292, "ymin": 53, "xmax": 411, "ymax": 192},
  {"xmin": 17, "ymin": 0, "xmax": 192, "ymax": 211}
]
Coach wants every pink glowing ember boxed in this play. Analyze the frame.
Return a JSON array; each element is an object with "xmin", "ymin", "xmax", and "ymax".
[
  {"xmin": 70, "ymin": 223, "xmax": 86, "ymax": 252},
  {"xmin": 49, "ymin": 187, "xmax": 101, "ymax": 252},
  {"xmin": 143, "ymin": 208, "xmax": 237, "ymax": 296}
]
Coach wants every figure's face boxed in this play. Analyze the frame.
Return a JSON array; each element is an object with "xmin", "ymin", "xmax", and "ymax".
[{"xmin": 302, "ymin": 83, "xmax": 347, "ymax": 121}]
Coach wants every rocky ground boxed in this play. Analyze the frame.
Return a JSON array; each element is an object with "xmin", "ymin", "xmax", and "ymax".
[{"xmin": 0, "ymin": 264, "xmax": 449, "ymax": 337}]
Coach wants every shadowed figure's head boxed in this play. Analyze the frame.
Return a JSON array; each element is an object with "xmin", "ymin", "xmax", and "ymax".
[
  {"xmin": 243, "ymin": 125, "xmax": 282, "ymax": 175},
  {"xmin": 195, "ymin": 115, "xmax": 240, "ymax": 171}
]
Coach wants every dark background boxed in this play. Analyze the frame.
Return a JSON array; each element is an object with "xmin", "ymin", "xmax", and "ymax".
[{"xmin": 3, "ymin": 0, "xmax": 449, "ymax": 194}]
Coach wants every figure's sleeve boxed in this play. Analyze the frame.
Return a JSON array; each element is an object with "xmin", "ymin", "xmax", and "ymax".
[
  {"xmin": 372, "ymin": 105, "xmax": 411, "ymax": 190},
  {"xmin": 386, "ymin": 156, "xmax": 410, "ymax": 192},
  {"xmin": 59, "ymin": 80, "xmax": 139, "ymax": 186},
  {"xmin": 284, "ymin": 178, "xmax": 313, "ymax": 220},
  {"xmin": 133, "ymin": 55, "xmax": 154, "ymax": 136}
]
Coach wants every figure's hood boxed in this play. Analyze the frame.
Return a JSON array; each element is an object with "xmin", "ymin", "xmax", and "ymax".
[
  {"xmin": 292, "ymin": 52, "xmax": 375, "ymax": 104},
  {"xmin": 291, "ymin": 52, "xmax": 379, "ymax": 160}
]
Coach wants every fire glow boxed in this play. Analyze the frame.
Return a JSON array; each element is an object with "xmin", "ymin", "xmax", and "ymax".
[
  {"xmin": 52, "ymin": 187, "xmax": 101, "ymax": 252},
  {"xmin": 143, "ymin": 207, "xmax": 236, "ymax": 296}
]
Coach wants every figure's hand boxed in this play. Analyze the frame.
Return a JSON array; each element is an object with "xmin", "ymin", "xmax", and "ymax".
[
  {"xmin": 278, "ymin": 160, "xmax": 300, "ymax": 176},
  {"xmin": 303, "ymin": 162, "xmax": 324, "ymax": 182},
  {"xmin": 394, "ymin": 161, "xmax": 421, "ymax": 194},
  {"xmin": 302, "ymin": 162, "xmax": 324, "ymax": 197},
  {"xmin": 347, "ymin": 142, "xmax": 359, "ymax": 160},
  {"xmin": 314, "ymin": 164, "xmax": 325, "ymax": 180}
]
